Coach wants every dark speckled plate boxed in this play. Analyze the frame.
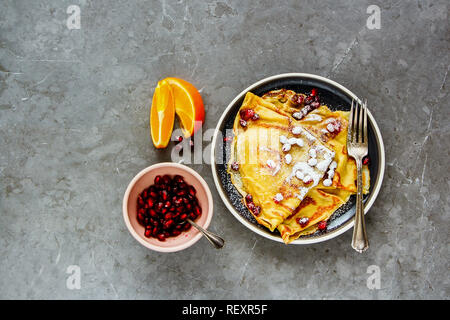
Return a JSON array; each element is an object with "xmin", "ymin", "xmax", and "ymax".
[{"xmin": 210, "ymin": 73, "xmax": 385, "ymax": 244}]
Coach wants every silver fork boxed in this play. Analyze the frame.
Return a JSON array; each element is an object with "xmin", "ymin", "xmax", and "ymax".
[{"xmin": 347, "ymin": 98, "xmax": 369, "ymax": 253}]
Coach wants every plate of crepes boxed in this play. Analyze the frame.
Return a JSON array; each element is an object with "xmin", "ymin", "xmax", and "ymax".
[{"xmin": 211, "ymin": 73, "xmax": 385, "ymax": 244}]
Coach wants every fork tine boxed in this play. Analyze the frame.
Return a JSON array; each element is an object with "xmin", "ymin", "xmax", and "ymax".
[
  {"xmin": 348, "ymin": 99, "xmax": 355, "ymax": 144},
  {"xmin": 363, "ymin": 99, "xmax": 368, "ymax": 144},
  {"xmin": 358, "ymin": 99, "xmax": 364, "ymax": 143}
]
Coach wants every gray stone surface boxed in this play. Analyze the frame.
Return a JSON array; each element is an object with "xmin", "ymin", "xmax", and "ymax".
[{"xmin": 0, "ymin": 0, "xmax": 448, "ymax": 299}]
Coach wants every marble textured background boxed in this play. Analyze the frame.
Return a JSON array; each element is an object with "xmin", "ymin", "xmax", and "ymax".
[{"xmin": 0, "ymin": 0, "xmax": 448, "ymax": 299}]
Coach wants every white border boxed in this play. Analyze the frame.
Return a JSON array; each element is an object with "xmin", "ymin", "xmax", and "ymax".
[{"xmin": 210, "ymin": 73, "xmax": 385, "ymax": 245}]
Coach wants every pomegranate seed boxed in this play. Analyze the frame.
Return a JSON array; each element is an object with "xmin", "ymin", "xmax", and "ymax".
[
  {"xmin": 240, "ymin": 108, "xmax": 255, "ymax": 121},
  {"xmin": 188, "ymin": 186, "xmax": 196, "ymax": 196},
  {"xmin": 311, "ymin": 101, "xmax": 320, "ymax": 109},
  {"xmin": 245, "ymin": 194, "xmax": 253, "ymax": 203},
  {"xmin": 180, "ymin": 213, "xmax": 188, "ymax": 220},
  {"xmin": 303, "ymin": 178, "xmax": 313, "ymax": 185},
  {"xmin": 175, "ymin": 135, "xmax": 183, "ymax": 143},
  {"xmin": 150, "ymin": 191, "xmax": 158, "ymax": 199},
  {"xmin": 175, "ymin": 224, "xmax": 183, "ymax": 230},
  {"xmin": 144, "ymin": 229, "xmax": 152, "ymax": 238},
  {"xmin": 318, "ymin": 220, "xmax": 327, "ymax": 230},
  {"xmin": 172, "ymin": 230, "xmax": 181, "ymax": 236},
  {"xmin": 149, "ymin": 209, "xmax": 158, "ymax": 218},
  {"xmin": 291, "ymin": 94, "xmax": 304, "ymax": 106},
  {"xmin": 164, "ymin": 219, "xmax": 174, "ymax": 229},
  {"xmin": 138, "ymin": 196, "xmax": 144, "ymax": 205},
  {"xmin": 174, "ymin": 175, "xmax": 184, "ymax": 183},
  {"xmin": 252, "ymin": 206, "xmax": 261, "ymax": 216},
  {"xmin": 231, "ymin": 161, "xmax": 239, "ymax": 171},
  {"xmin": 177, "ymin": 190, "xmax": 187, "ymax": 197},
  {"xmin": 154, "ymin": 175, "xmax": 162, "ymax": 185},
  {"xmin": 184, "ymin": 223, "xmax": 192, "ymax": 231},
  {"xmin": 164, "ymin": 200, "xmax": 171, "ymax": 208},
  {"xmin": 239, "ymin": 119, "xmax": 247, "ymax": 128},
  {"xmin": 179, "ymin": 182, "xmax": 187, "ymax": 190},
  {"xmin": 363, "ymin": 156, "xmax": 370, "ymax": 165},
  {"xmin": 156, "ymin": 202, "xmax": 164, "ymax": 211},
  {"xmin": 144, "ymin": 217, "xmax": 150, "ymax": 225},
  {"xmin": 305, "ymin": 96, "xmax": 314, "ymax": 105},
  {"xmin": 223, "ymin": 136, "xmax": 233, "ymax": 142},
  {"xmin": 147, "ymin": 198, "xmax": 154, "ymax": 207},
  {"xmin": 137, "ymin": 213, "xmax": 145, "ymax": 222},
  {"xmin": 314, "ymin": 95, "xmax": 320, "ymax": 103},
  {"xmin": 189, "ymin": 212, "xmax": 197, "ymax": 219},
  {"xmin": 297, "ymin": 217, "xmax": 309, "ymax": 228},
  {"xmin": 310, "ymin": 88, "xmax": 318, "ymax": 96},
  {"xmin": 252, "ymin": 113, "xmax": 260, "ymax": 121},
  {"xmin": 157, "ymin": 234, "xmax": 166, "ymax": 241},
  {"xmin": 161, "ymin": 190, "xmax": 168, "ymax": 201},
  {"xmin": 164, "ymin": 213, "xmax": 172, "ymax": 220},
  {"xmin": 194, "ymin": 206, "xmax": 202, "ymax": 215},
  {"xmin": 143, "ymin": 190, "xmax": 148, "ymax": 199},
  {"xmin": 162, "ymin": 175, "xmax": 171, "ymax": 184}
]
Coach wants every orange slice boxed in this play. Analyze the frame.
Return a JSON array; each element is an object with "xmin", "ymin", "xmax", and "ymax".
[
  {"xmin": 150, "ymin": 79, "xmax": 175, "ymax": 148},
  {"xmin": 164, "ymin": 77, "xmax": 205, "ymax": 137}
]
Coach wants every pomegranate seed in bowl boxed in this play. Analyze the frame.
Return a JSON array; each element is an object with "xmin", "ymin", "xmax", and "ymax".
[{"xmin": 136, "ymin": 174, "xmax": 203, "ymax": 241}]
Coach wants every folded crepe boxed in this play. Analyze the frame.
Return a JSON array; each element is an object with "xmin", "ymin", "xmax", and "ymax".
[
  {"xmin": 261, "ymin": 89, "xmax": 370, "ymax": 243},
  {"xmin": 228, "ymin": 89, "xmax": 370, "ymax": 244},
  {"xmin": 228, "ymin": 92, "xmax": 335, "ymax": 232}
]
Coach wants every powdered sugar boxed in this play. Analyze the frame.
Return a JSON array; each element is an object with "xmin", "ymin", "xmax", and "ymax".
[
  {"xmin": 295, "ymin": 170, "xmax": 304, "ymax": 180},
  {"xmin": 295, "ymin": 138, "xmax": 304, "ymax": 147},
  {"xmin": 291, "ymin": 126, "xmax": 303, "ymax": 135},
  {"xmin": 304, "ymin": 114, "xmax": 323, "ymax": 122},
  {"xmin": 267, "ymin": 159, "xmax": 276, "ymax": 169},
  {"xmin": 279, "ymin": 135, "xmax": 288, "ymax": 144},
  {"xmin": 288, "ymin": 137, "xmax": 297, "ymax": 145},
  {"xmin": 285, "ymin": 154, "xmax": 292, "ymax": 164},
  {"xmin": 326, "ymin": 123, "xmax": 335, "ymax": 132},
  {"xmin": 274, "ymin": 193, "xmax": 284, "ymax": 202},
  {"xmin": 282, "ymin": 143, "xmax": 291, "ymax": 152},
  {"xmin": 308, "ymin": 158, "xmax": 318, "ymax": 166}
]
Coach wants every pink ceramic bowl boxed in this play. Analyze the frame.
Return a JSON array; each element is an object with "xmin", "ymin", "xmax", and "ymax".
[{"xmin": 123, "ymin": 162, "xmax": 213, "ymax": 252}]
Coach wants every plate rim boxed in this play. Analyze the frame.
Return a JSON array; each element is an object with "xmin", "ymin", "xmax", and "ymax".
[{"xmin": 210, "ymin": 72, "xmax": 385, "ymax": 244}]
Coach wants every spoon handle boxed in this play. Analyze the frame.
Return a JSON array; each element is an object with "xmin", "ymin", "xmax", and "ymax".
[{"xmin": 187, "ymin": 219, "xmax": 225, "ymax": 249}]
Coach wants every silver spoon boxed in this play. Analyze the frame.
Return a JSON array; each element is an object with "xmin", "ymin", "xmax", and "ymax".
[{"xmin": 187, "ymin": 218, "xmax": 225, "ymax": 249}]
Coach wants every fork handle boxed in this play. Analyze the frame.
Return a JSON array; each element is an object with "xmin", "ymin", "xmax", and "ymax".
[{"xmin": 351, "ymin": 160, "xmax": 369, "ymax": 253}]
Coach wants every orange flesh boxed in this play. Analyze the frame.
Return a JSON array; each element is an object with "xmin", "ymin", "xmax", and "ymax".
[
  {"xmin": 150, "ymin": 80, "xmax": 175, "ymax": 148},
  {"xmin": 165, "ymin": 77, "xmax": 205, "ymax": 137}
]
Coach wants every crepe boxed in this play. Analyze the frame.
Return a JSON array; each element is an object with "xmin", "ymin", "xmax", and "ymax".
[
  {"xmin": 228, "ymin": 89, "xmax": 370, "ymax": 244},
  {"xmin": 228, "ymin": 92, "xmax": 335, "ymax": 232},
  {"xmin": 262, "ymin": 89, "xmax": 370, "ymax": 242}
]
